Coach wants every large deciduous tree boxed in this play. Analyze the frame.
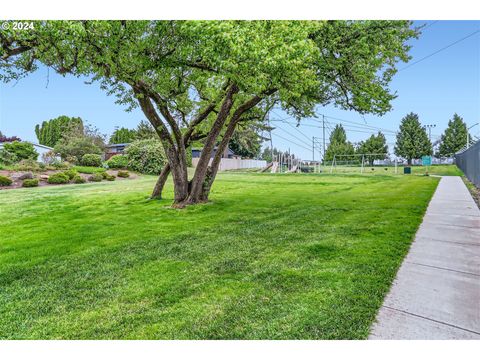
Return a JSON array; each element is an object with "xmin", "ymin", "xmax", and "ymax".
[
  {"xmin": 0, "ymin": 20, "xmax": 416, "ymax": 206},
  {"xmin": 438, "ymin": 113, "xmax": 470, "ymax": 156},
  {"xmin": 357, "ymin": 131, "xmax": 388, "ymax": 165},
  {"xmin": 394, "ymin": 112, "xmax": 432, "ymax": 164}
]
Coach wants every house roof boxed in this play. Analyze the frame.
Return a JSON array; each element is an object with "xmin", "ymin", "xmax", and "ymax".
[{"xmin": 106, "ymin": 143, "xmax": 130, "ymax": 148}]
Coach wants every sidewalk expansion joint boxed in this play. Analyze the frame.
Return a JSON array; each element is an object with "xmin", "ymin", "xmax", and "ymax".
[
  {"xmin": 382, "ymin": 305, "xmax": 480, "ymax": 336},
  {"xmin": 404, "ymin": 261, "xmax": 480, "ymax": 277}
]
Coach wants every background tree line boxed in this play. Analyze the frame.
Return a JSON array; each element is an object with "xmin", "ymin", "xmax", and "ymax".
[{"xmin": 260, "ymin": 112, "xmax": 472, "ymax": 165}]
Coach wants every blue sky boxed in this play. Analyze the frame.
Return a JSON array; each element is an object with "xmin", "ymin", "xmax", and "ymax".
[{"xmin": 1, "ymin": 20, "xmax": 479, "ymax": 160}]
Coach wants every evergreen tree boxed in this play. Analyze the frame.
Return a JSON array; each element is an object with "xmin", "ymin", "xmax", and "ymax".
[
  {"xmin": 357, "ymin": 132, "xmax": 388, "ymax": 165},
  {"xmin": 438, "ymin": 113, "xmax": 471, "ymax": 156},
  {"xmin": 394, "ymin": 112, "xmax": 432, "ymax": 165},
  {"xmin": 135, "ymin": 120, "xmax": 158, "ymax": 140},
  {"xmin": 261, "ymin": 147, "xmax": 273, "ymax": 162},
  {"xmin": 35, "ymin": 116, "xmax": 84, "ymax": 147},
  {"xmin": 324, "ymin": 124, "xmax": 355, "ymax": 162},
  {"xmin": 109, "ymin": 127, "xmax": 137, "ymax": 144},
  {"xmin": 228, "ymin": 122, "xmax": 269, "ymax": 159}
]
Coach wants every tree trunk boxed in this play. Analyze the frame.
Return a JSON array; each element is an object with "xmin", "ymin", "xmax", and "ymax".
[
  {"xmin": 185, "ymin": 84, "xmax": 239, "ymax": 205},
  {"xmin": 151, "ymin": 162, "xmax": 170, "ymax": 199},
  {"xmin": 200, "ymin": 119, "xmax": 239, "ymax": 201},
  {"xmin": 197, "ymin": 93, "xmax": 271, "ymax": 202}
]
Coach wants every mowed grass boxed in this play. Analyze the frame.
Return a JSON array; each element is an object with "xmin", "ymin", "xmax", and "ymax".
[
  {"xmin": 0, "ymin": 171, "xmax": 439, "ymax": 339},
  {"xmin": 327, "ymin": 164, "xmax": 463, "ymax": 176}
]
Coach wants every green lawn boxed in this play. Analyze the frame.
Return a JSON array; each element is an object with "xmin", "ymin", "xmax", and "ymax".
[
  {"xmin": 327, "ymin": 164, "xmax": 463, "ymax": 176},
  {"xmin": 0, "ymin": 172, "xmax": 439, "ymax": 339}
]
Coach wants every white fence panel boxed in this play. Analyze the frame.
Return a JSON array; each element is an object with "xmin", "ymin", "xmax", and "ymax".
[{"xmin": 192, "ymin": 158, "xmax": 266, "ymax": 171}]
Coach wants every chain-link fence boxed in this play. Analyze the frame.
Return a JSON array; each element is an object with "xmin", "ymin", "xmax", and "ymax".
[{"xmin": 455, "ymin": 140, "xmax": 480, "ymax": 187}]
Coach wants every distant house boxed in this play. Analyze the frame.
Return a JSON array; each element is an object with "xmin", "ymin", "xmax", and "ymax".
[
  {"xmin": 105, "ymin": 143, "xmax": 129, "ymax": 160},
  {"xmin": 191, "ymin": 146, "xmax": 239, "ymax": 160},
  {"xmin": 0, "ymin": 141, "xmax": 54, "ymax": 162}
]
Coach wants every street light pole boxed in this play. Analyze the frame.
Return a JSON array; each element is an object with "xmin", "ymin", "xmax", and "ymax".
[{"xmin": 423, "ymin": 124, "xmax": 436, "ymax": 142}]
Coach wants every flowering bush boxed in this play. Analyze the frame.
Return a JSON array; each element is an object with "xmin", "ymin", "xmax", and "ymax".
[{"xmin": 125, "ymin": 139, "xmax": 166, "ymax": 174}]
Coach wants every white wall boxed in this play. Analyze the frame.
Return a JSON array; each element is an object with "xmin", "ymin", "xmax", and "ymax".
[
  {"xmin": 34, "ymin": 145, "xmax": 54, "ymax": 162},
  {"xmin": 0, "ymin": 142, "xmax": 53, "ymax": 162},
  {"xmin": 192, "ymin": 158, "xmax": 267, "ymax": 171}
]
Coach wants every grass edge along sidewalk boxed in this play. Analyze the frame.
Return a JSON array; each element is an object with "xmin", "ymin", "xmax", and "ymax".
[{"xmin": 369, "ymin": 176, "xmax": 480, "ymax": 339}]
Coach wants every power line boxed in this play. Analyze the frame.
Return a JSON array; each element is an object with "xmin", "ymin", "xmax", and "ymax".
[
  {"xmin": 276, "ymin": 119, "xmax": 312, "ymax": 142},
  {"xmin": 270, "ymin": 132, "xmax": 312, "ymax": 152},
  {"xmin": 317, "ymin": 113, "xmax": 398, "ymax": 134},
  {"xmin": 270, "ymin": 108, "xmax": 398, "ymax": 135},
  {"xmin": 421, "ymin": 20, "xmax": 439, "ymax": 31},
  {"xmin": 273, "ymin": 123, "xmax": 312, "ymax": 147},
  {"xmin": 398, "ymin": 29, "xmax": 480, "ymax": 72}
]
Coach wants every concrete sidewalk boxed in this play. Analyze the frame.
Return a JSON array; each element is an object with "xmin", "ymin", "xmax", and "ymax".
[{"xmin": 369, "ymin": 176, "xmax": 480, "ymax": 340}]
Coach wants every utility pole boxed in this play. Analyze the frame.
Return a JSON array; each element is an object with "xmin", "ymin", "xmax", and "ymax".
[
  {"xmin": 322, "ymin": 114, "xmax": 326, "ymax": 162},
  {"xmin": 312, "ymin": 136, "xmax": 322, "ymax": 162},
  {"xmin": 312, "ymin": 137, "xmax": 315, "ymax": 161},
  {"xmin": 267, "ymin": 113, "xmax": 274, "ymax": 162}
]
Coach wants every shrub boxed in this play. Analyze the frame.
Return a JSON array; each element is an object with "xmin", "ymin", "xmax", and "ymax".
[
  {"xmin": 14, "ymin": 159, "xmax": 41, "ymax": 171},
  {"xmin": 81, "ymin": 154, "xmax": 102, "ymax": 167},
  {"xmin": 47, "ymin": 159, "xmax": 71, "ymax": 170},
  {"xmin": 47, "ymin": 172, "xmax": 70, "ymax": 184},
  {"xmin": 72, "ymin": 175, "xmax": 86, "ymax": 184},
  {"xmin": 54, "ymin": 136, "xmax": 102, "ymax": 160},
  {"xmin": 63, "ymin": 168, "xmax": 78, "ymax": 180},
  {"xmin": 65, "ymin": 155, "xmax": 78, "ymax": 164},
  {"xmin": 3, "ymin": 141, "xmax": 38, "ymax": 161},
  {"xmin": 105, "ymin": 174, "xmax": 116, "ymax": 181},
  {"xmin": 88, "ymin": 173, "xmax": 103, "ymax": 182},
  {"xmin": 105, "ymin": 154, "xmax": 128, "ymax": 169},
  {"xmin": 0, "ymin": 175, "xmax": 13, "ymax": 186},
  {"xmin": 117, "ymin": 170, "xmax": 130, "ymax": 178},
  {"xmin": 41, "ymin": 150, "xmax": 58, "ymax": 165},
  {"xmin": 0, "ymin": 149, "xmax": 18, "ymax": 165},
  {"xmin": 73, "ymin": 166, "xmax": 106, "ymax": 174},
  {"xmin": 125, "ymin": 139, "xmax": 166, "ymax": 174},
  {"xmin": 22, "ymin": 178, "xmax": 39, "ymax": 187}
]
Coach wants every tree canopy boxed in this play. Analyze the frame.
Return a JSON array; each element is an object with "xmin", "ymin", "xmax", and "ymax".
[
  {"xmin": 228, "ymin": 121, "xmax": 271, "ymax": 159},
  {"xmin": 438, "ymin": 113, "xmax": 470, "ymax": 156},
  {"xmin": 35, "ymin": 115, "xmax": 84, "ymax": 147},
  {"xmin": 357, "ymin": 132, "xmax": 388, "ymax": 165},
  {"xmin": 324, "ymin": 124, "xmax": 355, "ymax": 161},
  {"xmin": 109, "ymin": 127, "xmax": 137, "ymax": 144},
  {"xmin": 0, "ymin": 20, "xmax": 417, "ymax": 206},
  {"xmin": 394, "ymin": 112, "xmax": 432, "ymax": 164}
]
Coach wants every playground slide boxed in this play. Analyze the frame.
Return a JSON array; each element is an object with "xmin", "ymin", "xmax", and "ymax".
[
  {"xmin": 286, "ymin": 165, "xmax": 298, "ymax": 173},
  {"xmin": 260, "ymin": 162, "xmax": 273, "ymax": 172},
  {"xmin": 270, "ymin": 162, "xmax": 279, "ymax": 173}
]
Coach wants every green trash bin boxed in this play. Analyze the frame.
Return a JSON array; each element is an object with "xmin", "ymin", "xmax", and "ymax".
[{"xmin": 404, "ymin": 166, "xmax": 411, "ymax": 174}]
